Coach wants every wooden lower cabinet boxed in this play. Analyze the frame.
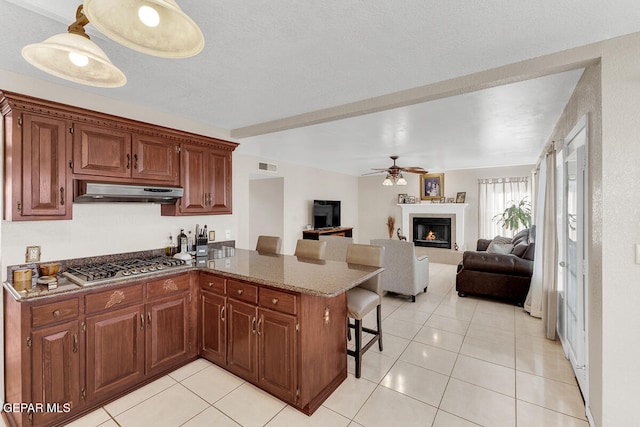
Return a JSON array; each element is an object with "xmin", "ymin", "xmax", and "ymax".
[
  {"xmin": 198, "ymin": 274, "xmax": 346, "ymax": 414},
  {"xmin": 2, "ymin": 272, "xmax": 196, "ymax": 427},
  {"xmin": 199, "ymin": 290, "xmax": 226, "ymax": 365},
  {"xmin": 30, "ymin": 320, "xmax": 81, "ymax": 426},
  {"xmin": 85, "ymin": 305, "xmax": 145, "ymax": 403},
  {"xmin": 145, "ymin": 294, "xmax": 190, "ymax": 375},
  {"xmin": 226, "ymin": 299, "xmax": 258, "ymax": 381},
  {"xmin": 258, "ymin": 308, "xmax": 298, "ymax": 403}
]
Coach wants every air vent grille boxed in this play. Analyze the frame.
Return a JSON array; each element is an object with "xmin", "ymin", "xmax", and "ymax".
[{"xmin": 258, "ymin": 161, "xmax": 278, "ymax": 173}]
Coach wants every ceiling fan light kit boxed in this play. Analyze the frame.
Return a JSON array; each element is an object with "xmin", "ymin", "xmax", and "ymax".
[
  {"xmin": 367, "ymin": 156, "xmax": 426, "ymax": 186},
  {"xmin": 21, "ymin": 1, "xmax": 204, "ymax": 87}
]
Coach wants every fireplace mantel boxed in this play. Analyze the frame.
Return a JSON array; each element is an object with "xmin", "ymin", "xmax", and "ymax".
[{"xmin": 398, "ymin": 203, "xmax": 469, "ymax": 250}]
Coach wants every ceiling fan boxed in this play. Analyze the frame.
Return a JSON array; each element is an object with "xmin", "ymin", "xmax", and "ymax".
[{"xmin": 364, "ymin": 155, "xmax": 428, "ymax": 186}]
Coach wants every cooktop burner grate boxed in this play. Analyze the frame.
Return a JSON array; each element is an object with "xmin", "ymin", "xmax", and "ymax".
[{"xmin": 63, "ymin": 256, "xmax": 188, "ymax": 286}]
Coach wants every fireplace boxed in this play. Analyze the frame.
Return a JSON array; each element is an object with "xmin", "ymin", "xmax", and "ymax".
[{"xmin": 413, "ymin": 217, "xmax": 452, "ymax": 249}]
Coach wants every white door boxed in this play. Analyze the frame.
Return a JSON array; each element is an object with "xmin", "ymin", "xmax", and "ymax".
[{"xmin": 556, "ymin": 116, "xmax": 589, "ymax": 397}]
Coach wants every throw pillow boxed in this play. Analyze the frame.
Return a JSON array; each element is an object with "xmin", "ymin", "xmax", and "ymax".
[
  {"xmin": 488, "ymin": 243, "xmax": 514, "ymax": 254},
  {"xmin": 486, "ymin": 236, "xmax": 511, "ymax": 253},
  {"xmin": 511, "ymin": 242, "xmax": 528, "ymax": 257}
]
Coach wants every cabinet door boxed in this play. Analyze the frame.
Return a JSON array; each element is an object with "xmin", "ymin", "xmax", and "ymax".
[
  {"xmin": 200, "ymin": 290, "xmax": 226, "ymax": 365},
  {"xmin": 257, "ymin": 308, "xmax": 298, "ymax": 403},
  {"xmin": 205, "ymin": 149, "xmax": 232, "ymax": 214},
  {"xmin": 145, "ymin": 294, "xmax": 190, "ymax": 375},
  {"xmin": 86, "ymin": 305, "xmax": 145, "ymax": 402},
  {"xmin": 72, "ymin": 123, "xmax": 132, "ymax": 178},
  {"xmin": 226, "ymin": 299, "xmax": 257, "ymax": 381},
  {"xmin": 132, "ymin": 134, "xmax": 179, "ymax": 184},
  {"xmin": 31, "ymin": 320, "xmax": 80, "ymax": 425},
  {"xmin": 19, "ymin": 113, "xmax": 70, "ymax": 219},
  {"xmin": 179, "ymin": 144, "xmax": 208, "ymax": 213}
]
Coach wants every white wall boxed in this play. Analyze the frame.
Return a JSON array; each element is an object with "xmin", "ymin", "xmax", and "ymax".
[
  {"xmin": 234, "ymin": 153, "xmax": 359, "ymax": 254},
  {"xmin": 249, "ymin": 177, "xmax": 284, "ymax": 250},
  {"xmin": 599, "ymin": 33, "xmax": 640, "ymax": 426},
  {"xmin": 357, "ymin": 164, "xmax": 534, "ymax": 248}
]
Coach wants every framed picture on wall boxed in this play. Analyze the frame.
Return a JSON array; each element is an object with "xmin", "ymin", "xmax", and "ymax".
[{"xmin": 420, "ymin": 173, "xmax": 444, "ymax": 200}]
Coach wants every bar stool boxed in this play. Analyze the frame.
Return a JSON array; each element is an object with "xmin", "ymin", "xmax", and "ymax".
[
  {"xmin": 294, "ymin": 239, "xmax": 327, "ymax": 260},
  {"xmin": 346, "ymin": 243, "xmax": 385, "ymax": 378},
  {"xmin": 255, "ymin": 235, "xmax": 282, "ymax": 254}
]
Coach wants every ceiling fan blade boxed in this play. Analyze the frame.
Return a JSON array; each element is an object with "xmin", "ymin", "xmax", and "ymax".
[
  {"xmin": 404, "ymin": 168, "xmax": 428, "ymax": 174},
  {"xmin": 362, "ymin": 171, "xmax": 387, "ymax": 176}
]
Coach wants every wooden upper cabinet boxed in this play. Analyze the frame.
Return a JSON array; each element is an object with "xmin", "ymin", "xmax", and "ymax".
[
  {"xmin": 132, "ymin": 135, "xmax": 179, "ymax": 184},
  {"xmin": 162, "ymin": 143, "xmax": 233, "ymax": 216},
  {"xmin": 3, "ymin": 111, "xmax": 72, "ymax": 220},
  {"xmin": 72, "ymin": 122, "xmax": 132, "ymax": 178}
]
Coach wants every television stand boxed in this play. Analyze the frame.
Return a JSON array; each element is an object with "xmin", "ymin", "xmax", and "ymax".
[{"xmin": 302, "ymin": 227, "xmax": 353, "ymax": 240}]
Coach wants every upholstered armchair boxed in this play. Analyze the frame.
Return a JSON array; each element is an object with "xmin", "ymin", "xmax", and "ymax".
[{"xmin": 370, "ymin": 239, "xmax": 429, "ymax": 302}]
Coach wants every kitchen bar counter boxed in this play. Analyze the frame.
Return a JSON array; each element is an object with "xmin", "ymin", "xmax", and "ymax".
[
  {"xmin": 3, "ymin": 248, "xmax": 382, "ymax": 301},
  {"xmin": 202, "ymin": 249, "xmax": 382, "ymax": 297}
]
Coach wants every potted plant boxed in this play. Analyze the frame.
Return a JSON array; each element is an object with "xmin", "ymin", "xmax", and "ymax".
[{"xmin": 493, "ymin": 197, "xmax": 532, "ymax": 231}]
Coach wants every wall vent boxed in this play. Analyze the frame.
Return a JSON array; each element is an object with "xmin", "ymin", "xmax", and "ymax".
[{"xmin": 257, "ymin": 161, "xmax": 278, "ymax": 173}]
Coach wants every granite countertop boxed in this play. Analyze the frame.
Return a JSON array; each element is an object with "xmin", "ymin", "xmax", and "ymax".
[
  {"xmin": 3, "ymin": 248, "xmax": 383, "ymax": 301},
  {"xmin": 202, "ymin": 249, "xmax": 383, "ymax": 297}
]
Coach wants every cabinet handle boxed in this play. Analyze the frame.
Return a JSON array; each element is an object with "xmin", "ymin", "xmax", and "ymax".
[
  {"xmin": 73, "ymin": 333, "xmax": 78, "ymax": 353},
  {"xmin": 140, "ymin": 314, "xmax": 144, "ymax": 330},
  {"xmin": 220, "ymin": 306, "xmax": 225, "ymax": 322},
  {"xmin": 257, "ymin": 318, "xmax": 263, "ymax": 336},
  {"xmin": 147, "ymin": 312, "xmax": 151, "ymax": 328},
  {"xmin": 126, "ymin": 153, "xmax": 131, "ymax": 169},
  {"xmin": 53, "ymin": 309, "xmax": 61, "ymax": 318},
  {"xmin": 60, "ymin": 187, "xmax": 65, "ymax": 206},
  {"xmin": 251, "ymin": 317, "xmax": 256, "ymax": 335},
  {"xmin": 134, "ymin": 154, "xmax": 138, "ymax": 169},
  {"xmin": 237, "ymin": 289, "xmax": 244, "ymax": 295},
  {"xmin": 272, "ymin": 298, "xmax": 279, "ymax": 305},
  {"xmin": 208, "ymin": 282, "xmax": 214, "ymax": 287}
]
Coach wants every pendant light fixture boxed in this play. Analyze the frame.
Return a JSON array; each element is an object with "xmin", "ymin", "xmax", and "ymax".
[
  {"xmin": 21, "ymin": 1, "xmax": 204, "ymax": 88},
  {"xmin": 21, "ymin": 5, "xmax": 126, "ymax": 88},
  {"xmin": 83, "ymin": 0, "xmax": 205, "ymax": 58}
]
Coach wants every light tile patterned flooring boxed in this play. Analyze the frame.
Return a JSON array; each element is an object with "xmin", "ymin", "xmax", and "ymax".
[{"xmin": 24, "ymin": 263, "xmax": 588, "ymax": 426}]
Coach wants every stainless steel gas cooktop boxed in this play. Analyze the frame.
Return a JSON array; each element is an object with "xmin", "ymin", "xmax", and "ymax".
[{"xmin": 62, "ymin": 256, "xmax": 189, "ymax": 286}]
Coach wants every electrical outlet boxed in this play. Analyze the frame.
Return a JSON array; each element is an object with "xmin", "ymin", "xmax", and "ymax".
[
  {"xmin": 26, "ymin": 246, "xmax": 41, "ymax": 262},
  {"xmin": 225, "ymin": 229, "xmax": 231, "ymax": 239}
]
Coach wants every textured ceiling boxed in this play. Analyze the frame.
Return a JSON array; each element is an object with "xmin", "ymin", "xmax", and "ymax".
[{"xmin": 2, "ymin": 1, "xmax": 640, "ymax": 175}]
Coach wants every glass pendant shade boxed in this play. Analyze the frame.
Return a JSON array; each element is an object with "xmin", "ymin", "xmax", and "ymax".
[
  {"xmin": 83, "ymin": 0, "xmax": 205, "ymax": 58},
  {"xmin": 382, "ymin": 175, "xmax": 394, "ymax": 186},
  {"xmin": 396, "ymin": 174, "xmax": 407, "ymax": 185},
  {"xmin": 22, "ymin": 32, "xmax": 126, "ymax": 88}
]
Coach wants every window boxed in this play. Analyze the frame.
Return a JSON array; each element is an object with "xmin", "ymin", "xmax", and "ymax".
[{"xmin": 478, "ymin": 177, "xmax": 531, "ymax": 239}]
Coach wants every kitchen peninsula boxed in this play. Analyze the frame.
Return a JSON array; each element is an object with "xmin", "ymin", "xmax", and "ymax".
[{"xmin": 3, "ymin": 249, "xmax": 382, "ymax": 426}]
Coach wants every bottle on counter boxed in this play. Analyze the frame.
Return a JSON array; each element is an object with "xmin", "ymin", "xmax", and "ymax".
[
  {"xmin": 166, "ymin": 234, "xmax": 177, "ymax": 256},
  {"xmin": 178, "ymin": 229, "xmax": 188, "ymax": 253},
  {"xmin": 188, "ymin": 230, "xmax": 194, "ymax": 251}
]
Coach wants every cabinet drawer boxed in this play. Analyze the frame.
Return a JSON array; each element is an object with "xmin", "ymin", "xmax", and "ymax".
[
  {"xmin": 85, "ymin": 285, "xmax": 144, "ymax": 314},
  {"xmin": 227, "ymin": 279, "xmax": 258, "ymax": 304},
  {"xmin": 199, "ymin": 274, "xmax": 225, "ymax": 295},
  {"xmin": 259, "ymin": 288, "xmax": 297, "ymax": 315},
  {"xmin": 147, "ymin": 274, "xmax": 191, "ymax": 299},
  {"xmin": 32, "ymin": 299, "xmax": 79, "ymax": 328}
]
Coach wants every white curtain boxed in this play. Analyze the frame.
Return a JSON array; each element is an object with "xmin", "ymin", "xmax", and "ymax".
[
  {"xmin": 477, "ymin": 177, "xmax": 530, "ymax": 239},
  {"xmin": 523, "ymin": 146, "xmax": 559, "ymax": 338},
  {"xmin": 524, "ymin": 162, "xmax": 546, "ymax": 318}
]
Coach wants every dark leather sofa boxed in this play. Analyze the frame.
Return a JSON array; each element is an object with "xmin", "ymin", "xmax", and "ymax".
[{"xmin": 456, "ymin": 226, "xmax": 536, "ymax": 306}]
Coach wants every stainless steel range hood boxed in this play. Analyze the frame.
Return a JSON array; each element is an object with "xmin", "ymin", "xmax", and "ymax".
[{"xmin": 75, "ymin": 182, "xmax": 183, "ymax": 204}]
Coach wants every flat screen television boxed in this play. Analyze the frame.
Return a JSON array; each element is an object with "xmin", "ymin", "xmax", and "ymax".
[{"xmin": 313, "ymin": 200, "xmax": 341, "ymax": 229}]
